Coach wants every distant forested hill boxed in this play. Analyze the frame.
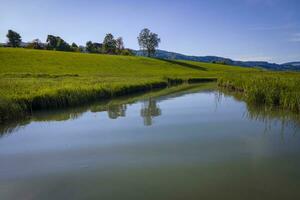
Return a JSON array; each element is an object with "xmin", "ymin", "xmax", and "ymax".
[{"xmin": 134, "ymin": 49, "xmax": 300, "ymax": 71}]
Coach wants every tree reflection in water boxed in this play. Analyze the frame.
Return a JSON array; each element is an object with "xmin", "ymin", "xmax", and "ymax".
[
  {"xmin": 107, "ymin": 104, "xmax": 127, "ymax": 119},
  {"xmin": 140, "ymin": 98, "xmax": 161, "ymax": 126}
]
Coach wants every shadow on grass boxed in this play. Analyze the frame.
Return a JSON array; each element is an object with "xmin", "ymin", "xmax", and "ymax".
[{"xmin": 156, "ymin": 58, "xmax": 207, "ymax": 71}]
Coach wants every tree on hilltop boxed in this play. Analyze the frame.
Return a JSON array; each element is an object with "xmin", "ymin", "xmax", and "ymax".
[
  {"xmin": 103, "ymin": 33, "xmax": 117, "ymax": 54},
  {"xmin": 137, "ymin": 28, "xmax": 160, "ymax": 57},
  {"xmin": 46, "ymin": 35, "xmax": 71, "ymax": 51},
  {"xmin": 6, "ymin": 30, "xmax": 22, "ymax": 47}
]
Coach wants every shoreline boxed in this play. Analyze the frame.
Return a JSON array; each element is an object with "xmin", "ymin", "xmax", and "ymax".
[{"xmin": 0, "ymin": 77, "xmax": 217, "ymax": 124}]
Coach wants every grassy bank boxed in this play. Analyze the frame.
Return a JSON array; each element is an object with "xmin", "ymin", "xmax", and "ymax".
[
  {"xmin": 218, "ymin": 72, "xmax": 300, "ymax": 113},
  {"xmin": 2, "ymin": 48, "xmax": 249, "ymax": 122},
  {"xmin": 0, "ymin": 83, "xmax": 216, "ymax": 135},
  {"xmin": 1, "ymin": 47, "xmax": 299, "ymax": 123}
]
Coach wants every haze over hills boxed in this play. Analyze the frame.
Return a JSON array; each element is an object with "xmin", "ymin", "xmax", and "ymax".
[{"xmin": 134, "ymin": 49, "xmax": 300, "ymax": 71}]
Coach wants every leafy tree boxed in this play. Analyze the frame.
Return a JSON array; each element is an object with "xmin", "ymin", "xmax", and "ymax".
[
  {"xmin": 56, "ymin": 38, "xmax": 71, "ymax": 51},
  {"xmin": 6, "ymin": 30, "xmax": 22, "ymax": 47},
  {"xmin": 103, "ymin": 33, "xmax": 117, "ymax": 54},
  {"xmin": 86, "ymin": 41, "xmax": 102, "ymax": 53},
  {"xmin": 137, "ymin": 28, "xmax": 161, "ymax": 57},
  {"xmin": 27, "ymin": 39, "xmax": 44, "ymax": 49},
  {"xmin": 46, "ymin": 35, "xmax": 58, "ymax": 50},
  {"xmin": 71, "ymin": 42, "xmax": 80, "ymax": 52},
  {"xmin": 116, "ymin": 37, "xmax": 124, "ymax": 53},
  {"xmin": 86, "ymin": 41, "xmax": 94, "ymax": 53},
  {"xmin": 46, "ymin": 35, "xmax": 71, "ymax": 51},
  {"xmin": 71, "ymin": 42, "xmax": 78, "ymax": 48},
  {"xmin": 93, "ymin": 43, "xmax": 103, "ymax": 53}
]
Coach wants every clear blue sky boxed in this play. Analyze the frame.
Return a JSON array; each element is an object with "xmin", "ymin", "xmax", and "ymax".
[{"xmin": 1, "ymin": 0, "xmax": 299, "ymax": 63}]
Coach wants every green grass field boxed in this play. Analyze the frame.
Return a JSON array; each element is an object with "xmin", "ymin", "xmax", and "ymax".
[{"xmin": 0, "ymin": 47, "xmax": 299, "ymax": 122}]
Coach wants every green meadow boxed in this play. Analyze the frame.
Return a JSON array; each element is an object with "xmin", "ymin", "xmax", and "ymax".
[{"xmin": 0, "ymin": 47, "xmax": 299, "ymax": 122}]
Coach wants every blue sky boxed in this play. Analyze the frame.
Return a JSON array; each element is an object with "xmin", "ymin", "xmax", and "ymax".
[{"xmin": 1, "ymin": 0, "xmax": 299, "ymax": 63}]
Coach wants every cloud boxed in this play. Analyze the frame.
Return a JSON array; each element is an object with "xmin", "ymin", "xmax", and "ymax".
[{"xmin": 289, "ymin": 33, "xmax": 300, "ymax": 42}]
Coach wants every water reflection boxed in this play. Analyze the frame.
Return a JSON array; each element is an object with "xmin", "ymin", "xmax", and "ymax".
[
  {"xmin": 0, "ymin": 98, "xmax": 161, "ymax": 136},
  {"xmin": 1, "ymin": 83, "xmax": 300, "ymax": 138},
  {"xmin": 140, "ymin": 98, "xmax": 162, "ymax": 126},
  {"xmin": 245, "ymin": 104, "xmax": 300, "ymax": 140},
  {"xmin": 216, "ymin": 90, "xmax": 300, "ymax": 137},
  {"xmin": 0, "ymin": 84, "xmax": 212, "ymax": 136},
  {"xmin": 107, "ymin": 104, "xmax": 127, "ymax": 119}
]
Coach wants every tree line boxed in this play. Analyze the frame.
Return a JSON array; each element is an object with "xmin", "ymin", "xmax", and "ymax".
[{"xmin": 3, "ymin": 29, "xmax": 161, "ymax": 57}]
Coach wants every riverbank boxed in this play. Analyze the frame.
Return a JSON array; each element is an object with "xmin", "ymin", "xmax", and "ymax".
[
  {"xmin": 0, "ymin": 48, "xmax": 251, "ymax": 123},
  {"xmin": 0, "ymin": 82, "xmax": 216, "ymax": 135},
  {"xmin": 218, "ymin": 73, "xmax": 300, "ymax": 113},
  {"xmin": 0, "ymin": 77, "xmax": 216, "ymax": 123},
  {"xmin": 1, "ymin": 48, "xmax": 300, "ymax": 123}
]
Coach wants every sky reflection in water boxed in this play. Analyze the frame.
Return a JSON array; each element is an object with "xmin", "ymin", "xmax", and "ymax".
[{"xmin": 0, "ymin": 85, "xmax": 300, "ymax": 200}]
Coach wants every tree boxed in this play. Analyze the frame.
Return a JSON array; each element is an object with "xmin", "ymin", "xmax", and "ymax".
[
  {"xmin": 46, "ymin": 35, "xmax": 58, "ymax": 50},
  {"xmin": 46, "ymin": 35, "xmax": 71, "ymax": 51},
  {"xmin": 27, "ymin": 39, "xmax": 44, "ymax": 49},
  {"xmin": 71, "ymin": 42, "xmax": 78, "ymax": 48},
  {"xmin": 71, "ymin": 42, "xmax": 79, "ymax": 52},
  {"xmin": 137, "ymin": 28, "xmax": 160, "ymax": 57},
  {"xmin": 116, "ymin": 37, "xmax": 124, "ymax": 53},
  {"xmin": 6, "ymin": 30, "xmax": 22, "ymax": 47},
  {"xmin": 56, "ymin": 38, "xmax": 71, "ymax": 51},
  {"xmin": 86, "ymin": 41, "xmax": 102, "ymax": 53},
  {"xmin": 86, "ymin": 41, "xmax": 94, "ymax": 53},
  {"xmin": 103, "ymin": 33, "xmax": 117, "ymax": 54}
]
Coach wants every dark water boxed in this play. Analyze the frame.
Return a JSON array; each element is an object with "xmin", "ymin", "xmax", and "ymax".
[{"xmin": 1, "ymin": 84, "xmax": 300, "ymax": 200}]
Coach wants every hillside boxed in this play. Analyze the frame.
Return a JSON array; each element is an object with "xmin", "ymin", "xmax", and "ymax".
[
  {"xmin": 0, "ymin": 48, "xmax": 257, "ymax": 122},
  {"xmin": 134, "ymin": 49, "xmax": 300, "ymax": 71}
]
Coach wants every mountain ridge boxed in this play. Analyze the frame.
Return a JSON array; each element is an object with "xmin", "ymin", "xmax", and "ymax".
[{"xmin": 134, "ymin": 49, "xmax": 300, "ymax": 71}]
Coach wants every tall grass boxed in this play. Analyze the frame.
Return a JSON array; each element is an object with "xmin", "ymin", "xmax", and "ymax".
[
  {"xmin": 218, "ymin": 73, "xmax": 300, "ymax": 113},
  {"xmin": 0, "ymin": 75, "xmax": 215, "ymax": 123}
]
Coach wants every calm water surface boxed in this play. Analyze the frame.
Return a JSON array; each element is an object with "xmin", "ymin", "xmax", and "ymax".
[{"xmin": 1, "ymin": 85, "xmax": 300, "ymax": 200}]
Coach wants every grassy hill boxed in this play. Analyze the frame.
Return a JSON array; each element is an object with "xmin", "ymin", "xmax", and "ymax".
[
  {"xmin": 0, "ymin": 48, "xmax": 255, "ymax": 75},
  {"xmin": 0, "ymin": 48, "xmax": 255, "ymax": 99},
  {"xmin": 0, "ymin": 47, "xmax": 299, "ymax": 122}
]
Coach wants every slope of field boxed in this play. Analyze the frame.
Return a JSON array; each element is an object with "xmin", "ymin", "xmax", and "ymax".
[
  {"xmin": 0, "ymin": 47, "xmax": 287, "ymax": 122},
  {"xmin": 0, "ymin": 47, "xmax": 256, "ymax": 97}
]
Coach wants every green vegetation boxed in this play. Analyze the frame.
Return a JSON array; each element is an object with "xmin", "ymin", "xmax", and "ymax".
[
  {"xmin": 6, "ymin": 30, "xmax": 21, "ymax": 47},
  {"xmin": 4, "ymin": 29, "xmax": 137, "ymax": 56},
  {"xmin": 0, "ymin": 48, "xmax": 253, "ymax": 122},
  {"xmin": 218, "ymin": 72, "xmax": 300, "ymax": 113},
  {"xmin": 0, "ymin": 83, "xmax": 215, "ymax": 135},
  {"xmin": 138, "ymin": 28, "xmax": 161, "ymax": 57},
  {"xmin": 1, "ymin": 47, "xmax": 299, "ymax": 123}
]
